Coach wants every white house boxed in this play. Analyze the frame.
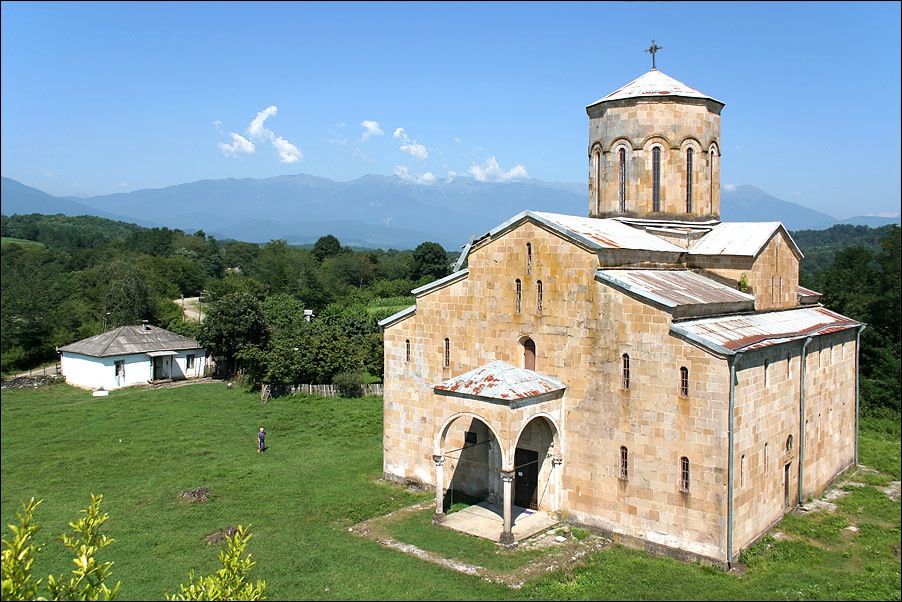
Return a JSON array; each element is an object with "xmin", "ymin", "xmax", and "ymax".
[{"xmin": 58, "ymin": 321, "xmax": 207, "ymax": 390}]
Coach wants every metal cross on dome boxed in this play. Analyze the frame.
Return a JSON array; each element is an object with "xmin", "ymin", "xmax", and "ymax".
[{"xmin": 645, "ymin": 39, "xmax": 663, "ymax": 70}]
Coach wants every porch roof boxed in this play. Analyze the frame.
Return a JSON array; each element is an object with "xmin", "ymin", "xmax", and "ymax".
[{"xmin": 434, "ymin": 360, "xmax": 565, "ymax": 404}]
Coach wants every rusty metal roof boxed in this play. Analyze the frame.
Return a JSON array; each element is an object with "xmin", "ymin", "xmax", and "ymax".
[
  {"xmin": 596, "ymin": 269, "xmax": 755, "ymax": 310},
  {"xmin": 491, "ymin": 211, "xmax": 685, "ymax": 252},
  {"xmin": 58, "ymin": 324, "xmax": 202, "ymax": 358},
  {"xmin": 689, "ymin": 222, "xmax": 803, "ymax": 259},
  {"xmin": 434, "ymin": 360, "xmax": 566, "ymax": 403},
  {"xmin": 671, "ymin": 307, "xmax": 862, "ymax": 356},
  {"xmin": 588, "ymin": 69, "xmax": 722, "ymax": 107}
]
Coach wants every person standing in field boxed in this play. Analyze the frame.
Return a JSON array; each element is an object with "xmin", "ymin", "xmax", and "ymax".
[{"xmin": 257, "ymin": 427, "xmax": 266, "ymax": 452}]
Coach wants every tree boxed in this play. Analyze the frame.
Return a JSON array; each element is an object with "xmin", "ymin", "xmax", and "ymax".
[
  {"xmin": 312, "ymin": 234, "xmax": 341, "ymax": 262},
  {"xmin": 198, "ymin": 292, "xmax": 268, "ymax": 377},
  {"xmin": 411, "ymin": 241, "xmax": 450, "ymax": 282}
]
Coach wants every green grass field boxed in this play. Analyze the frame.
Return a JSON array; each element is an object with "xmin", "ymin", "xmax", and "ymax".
[{"xmin": 2, "ymin": 381, "xmax": 899, "ymax": 600}]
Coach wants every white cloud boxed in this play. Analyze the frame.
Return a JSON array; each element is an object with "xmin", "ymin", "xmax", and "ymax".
[
  {"xmin": 359, "ymin": 120, "xmax": 383, "ymax": 143},
  {"xmin": 393, "ymin": 127, "xmax": 428, "ymax": 161},
  {"xmin": 382, "ymin": 217, "xmax": 393, "ymax": 226},
  {"xmin": 328, "ymin": 122, "xmax": 348, "ymax": 146},
  {"xmin": 219, "ymin": 105, "xmax": 302, "ymax": 162},
  {"xmin": 468, "ymin": 157, "xmax": 528, "ymax": 182},
  {"xmin": 394, "ymin": 165, "xmax": 436, "ymax": 184},
  {"xmin": 724, "ymin": 183, "xmax": 737, "ymax": 192},
  {"xmin": 219, "ymin": 132, "xmax": 256, "ymax": 157}
]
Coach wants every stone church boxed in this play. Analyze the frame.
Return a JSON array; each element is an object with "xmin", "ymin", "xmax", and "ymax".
[{"xmin": 378, "ymin": 56, "xmax": 863, "ymax": 567}]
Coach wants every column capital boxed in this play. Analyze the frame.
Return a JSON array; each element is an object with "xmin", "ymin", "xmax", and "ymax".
[
  {"xmin": 501, "ymin": 470, "xmax": 515, "ymax": 483},
  {"xmin": 552, "ymin": 455, "xmax": 563, "ymax": 466},
  {"xmin": 432, "ymin": 454, "xmax": 445, "ymax": 466}
]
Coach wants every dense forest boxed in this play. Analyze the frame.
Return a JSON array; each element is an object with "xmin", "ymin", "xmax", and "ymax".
[{"xmin": 1, "ymin": 213, "xmax": 898, "ymax": 414}]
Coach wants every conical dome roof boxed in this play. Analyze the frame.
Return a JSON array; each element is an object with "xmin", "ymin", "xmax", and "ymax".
[{"xmin": 588, "ymin": 69, "xmax": 722, "ymax": 107}]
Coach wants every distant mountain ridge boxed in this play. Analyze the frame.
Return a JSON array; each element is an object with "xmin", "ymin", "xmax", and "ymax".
[{"xmin": 2, "ymin": 175, "xmax": 898, "ymax": 249}]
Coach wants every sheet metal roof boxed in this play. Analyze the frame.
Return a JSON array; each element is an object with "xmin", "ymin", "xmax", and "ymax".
[
  {"xmin": 596, "ymin": 269, "xmax": 755, "ymax": 309},
  {"xmin": 588, "ymin": 69, "xmax": 722, "ymax": 106},
  {"xmin": 671, "ymin": 307, "xmax": 861, "ymax": 355},
  {"xmin": 58, "ymin": 324, "xmax": 202, "ymax": 358},
  {"xmin": 688, "ymin": 222, "xmax": 802, "ymax": 259},
  {"xmin": 487, "ymin": 211, "xmax": 686, "ymax": 252},
  {"xmin": 434, "ymin": 360, "xmax": 566, "ymax": 403}
]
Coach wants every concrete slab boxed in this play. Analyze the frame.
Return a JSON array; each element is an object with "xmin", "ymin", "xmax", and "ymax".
[{"xmin": 440, "ymin": 502, "xmax": 559, "ymax": 543}]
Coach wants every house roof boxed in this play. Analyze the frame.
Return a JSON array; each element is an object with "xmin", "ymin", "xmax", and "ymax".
[
  {"xmin": 596, "ymin": 269, "xmax": 755, "ymax": 315},
  {"xmin": 688, "ymin": 222, "xmax": 803, "ymax": 260},
  {"xmin": 434, "ymin": 360, "xmax": 566, "ymax": 404},
  {"xmin": 670, "ymin": 307, "xmax": 862, "ymax": 356},
  {"xmin": 588, "ymin": 69, "xmax": 723, "ymax": 107},
  {"xmin": 58, "ymin": 324, "xmax": 202, "ymax": 358}
]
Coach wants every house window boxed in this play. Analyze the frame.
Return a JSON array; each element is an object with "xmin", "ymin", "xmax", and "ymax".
[
  {"xmin": 679, "ymin": 366, "xmax": 689, "ymax": 397},
  {"xmin": 515, "ymin": 279, "xmax": 522, "ymax": 314},
  {"xmin": 619, "ymin": 446, "xmax": 629, "ymax": 480},
  {"xmin": 652, "ymin": 146, "xmax": 661, "ymax": 212},
  {"xmin": 405, "ymin": 339, "xmax": 411, "ymax": 362},
  {"xmin": 536, "ymin": 280, "xmax": 543, "ymax": 315},
  {"xmin": 740, "ymin": 454, "xmax": 746, "ymax": 487},
  {"xmin": 115, "ymin": 360, "xmax": 125, "ymax": 378},
  {"xmin": 686, "ymin": 147, "xmax": 694, "ymax": 213},
  {"xmin": 523, "ymin": 338, "xmax": 536, "ymax": 371},
  {"xmin": 618, "ymin": 148, "xmax": 627, "ymax": 212},
  {"xmin": 621, "ymin": 353, "xmax": 630, "ymax": 390},
  {"xmin": 679, "ymin": 456, "xmax": 690, "ymax": 492},
  {"xmin": 526, "ymin": 243, "xmax": 532, "ymax": 275},
  {"xmin": 443, "ymin": 338, "xmax": 450, "ymax": 368}
]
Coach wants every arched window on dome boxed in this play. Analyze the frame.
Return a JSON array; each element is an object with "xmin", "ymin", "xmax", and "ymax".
[
  {"xmin": 618, "ymin": 148, "xmax": 627, "ymax": 213},
  {"xmin": 652, "ymin": 146, "xmax": 661, "ymax": 212},
  {"xmin": 686, "ymin": 147, "xmax": 694, "ymax": 213},
  {"xmin": 593, "ymin": 149, "xmax": 602, "ymax": 214}
]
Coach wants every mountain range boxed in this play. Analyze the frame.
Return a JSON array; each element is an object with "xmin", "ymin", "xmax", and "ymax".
[{"xmin": 2, "ymin": 175, "xmax": 898, "ymax": 250}]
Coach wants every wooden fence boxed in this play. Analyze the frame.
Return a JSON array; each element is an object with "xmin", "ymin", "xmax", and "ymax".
[{"xmin": 261, "ymin": 382, "xmax": 384, "ymax": 401}]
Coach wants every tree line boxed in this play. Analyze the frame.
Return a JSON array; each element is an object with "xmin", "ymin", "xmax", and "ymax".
[{"xmin": 1, "ymin": 213, "xmax": 898, "ymax": 414}]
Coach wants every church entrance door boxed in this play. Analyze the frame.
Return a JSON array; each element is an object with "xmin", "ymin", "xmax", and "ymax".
[{"xmin": 514, "ymin": 448, "xmax": 539, "ymax": 510}]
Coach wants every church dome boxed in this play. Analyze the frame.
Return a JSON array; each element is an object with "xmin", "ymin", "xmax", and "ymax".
[{"xmin": 588, "ymin": 69, "xmax": 723, "ymax": 107}]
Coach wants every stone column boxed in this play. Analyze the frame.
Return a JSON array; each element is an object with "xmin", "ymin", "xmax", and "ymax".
[
  {"xmin": 432, "ymin": 455, "xmax": 446, "ymax": 524},
  {"xmin": 499, "ymin": 470, "xmax": 516, "ymax": 546}
]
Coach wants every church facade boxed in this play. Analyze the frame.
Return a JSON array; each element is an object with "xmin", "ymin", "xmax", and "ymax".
[{"xmin": 379, "ymin": 64, "xmax": 862, "ymax": 567}]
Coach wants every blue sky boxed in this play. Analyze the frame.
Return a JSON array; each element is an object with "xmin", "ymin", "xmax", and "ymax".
[{"xmin": 2, "ymin": 1, "xmax": 900, "ymax": 220}]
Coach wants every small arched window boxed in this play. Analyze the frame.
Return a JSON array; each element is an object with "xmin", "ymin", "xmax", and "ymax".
[
  {"xmin": 593, "ymin": 150, "xmax": 602, "ymax": 213},
  {"xmin": 405, "ymin": 339, "xmax": 410, "ymax": 362},
  {"xmin": 621, "ymin": 353, "xmax": 630, "ymax": 390},
  {"xmin": 515, "ymin": 279, "xmax": 522, "ymax": 314},
  {"xmin": 523, "ymin": 337, "xmax": 536, "ymax": 371},
  {"xmin": 536, "ymin": 280, "xmax": 543, "ymax": 315},
  {"xmin": 526, "ymin": 242, "xmax": 532, "ymax": 275},
  {"xmin": 679, "ymin": 456, "xmax": 690, "ymax": 492},
  {"xmin": 740, "ymin": 454, "xmax": 746, "ymax": 487},
  {"xmin": 764, "ymin": 359, "xmax": 769, "ymax": 387},
  {"xmin": 786, "ymin": 434, "xmax": 794, "ymax": 452},
  {"xmin": 686, "ymin": 147, "xmax": 694, "ymax": 213},
  {"xmin": 652, "ymin": 146, "xmax": 662, "ymax": 212},
  {"xmin": 618, "ymin": 148, "xmax": 627, "ymax": 212},
  {"xmin": 679, "ymin": 366, "xmax": 689, "ymax": 397},
  {"xmin": 443, "ymin": 338, "xmax": 450, "ymax": 368},
  {"xmin": 764, "ymin": 442, "xmax": 769, "ymax": 473},
  {"xmin": 619, "ymin": 446, "xmax": 629, "ymax": 480}
]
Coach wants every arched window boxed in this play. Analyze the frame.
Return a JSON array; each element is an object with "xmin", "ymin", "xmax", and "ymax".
[
  {"xmin": 679, "ymin": 366, "xmax": 689, "ymax": 397},
  {"xmin": 443, "ymin": 338, "xmax": 450, "ymax": 368},
  {"xmin": 618, "ymin": 148, "xmax": 627, "ymax": 212},
  {"xmin": 709, "ymin": 148, "xmax": 716, "ymax": 212},
  {"xmin": 536, "ymin": 280, "xmax": 543, "ymax": 315},
  {"xmin": 619, "ymin": 446, "xmax": 629, "ymax": 480},
  {"xmin": 523, "ymin": 337, "xmax": 536, "ymax": 371},
  {"xmin": 679, "ymin": 456, "xmax": 690, "ymax": 492},
  {"xmin": 764, "ymin": 359, "xmax": 769, "ymax": 387},
  {"xmin": 652, "ymin": 146, "xmax": 661, "ymax": 212},
  {"xmin": 764, "ymin": 442, "xmax": 769, "ymax": 474},
  {"xmin": 686, "ymin": 147, "xmax": 694, "ymax": 213},
  {"xmin": 740, "ymin": 454, "xmax": 746, "ymax": 487},
  {"xmin": 593, "ymin": 150, "xmax": 602, "ymax": 213},
  {"xmin": 405, "ymin": 339, "xmax": 410, "ymax": 362},
  {"xmin": 621, "ymin": 353, "xmax": 630, "ymax": 390},
  {"xmin": 786, "ymin": 434, "xmax": 794, "ymax": 452},
  {"xmin": 526, "ymin": 242, "xmax": 532, "ymax": 275},
  {"xmin": 515, "ymin": 279, "xmax": 522, "ymax": 314}
]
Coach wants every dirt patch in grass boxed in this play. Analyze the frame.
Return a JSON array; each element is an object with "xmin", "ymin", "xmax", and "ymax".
[{"xmin": 348, "ymin": 499, "xmax": 612, "ymax": 589}]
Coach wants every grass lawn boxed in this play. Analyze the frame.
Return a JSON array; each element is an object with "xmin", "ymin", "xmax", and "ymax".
[{"xmin": 1, "ymin": 380, "xmax": 899, "ymax": 600}]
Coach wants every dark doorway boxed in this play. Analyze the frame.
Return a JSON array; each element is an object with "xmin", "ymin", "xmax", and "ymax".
[
  {"xmin": 514, "ymin": 448, "xmax": 539, "ymax": 509},
  {"xmin": 523, "ymin": 338, "xmax": 536, "ymax": 371}
]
